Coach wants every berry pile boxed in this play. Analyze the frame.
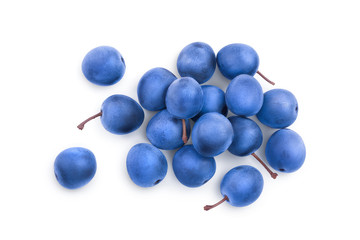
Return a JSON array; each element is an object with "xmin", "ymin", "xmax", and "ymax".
[{"xmin": 54, "ymin": 42, "xmax": 306, "ymax": 211}]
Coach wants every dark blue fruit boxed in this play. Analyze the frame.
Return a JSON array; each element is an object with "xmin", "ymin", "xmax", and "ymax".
[
  {"xmin": 192, "ymin": 112, "xmax": 234, "ymax": 157},
  {"xmin": 137, "ymin": 67, "xmax": 177, "ymax": 111},
  {"xmin": 204, "ymin": 165, "xmax": 263, "ymax": 210},
  {"xmin": 54, "ymin": 147, "xmax": 97, "ymax": 189},
  {"xmin": 266, "ymin": 129, "xmax": 306, "ymax": 173},
  {"xmin": 217, "ymin": 43, "xmax": 274, "ymax": 85},
  {"xmin": 225, "ymin": 75, "xmax": 263, "ymax": 117},
  {"xmin": 257, "ymin": 89, "xmax": 298, "ymax": 129},
  {"xmin": 217, "ymin": 43, "xmax": 259, "ymax": 79},
  {"xmin": 173, "ymin": 145, "xmax": 216, "ymax": 188},
  {"xmin": 146, "ymin": 109, "xmax": 191, "ymax": 150},
  {"xmin": 77, "ymin": 94, "xmax": 144, "ymax": 135},
  {"xmin": 126, "ymin": 143, "xmax": 168, "ymax": 188},
  {"xmin": 192, "ymin": 85, "xmax": 228, "ymax": 121},
  {"xmin": 177, "ymin": 42, "xmax": 216, "ymax": 84},
  {"xmin": 165, "ymin": 77, "xmax": 204, "ymax": 119},
  {"xmin": 228, "ymin": 116, "xmax": 278, "ymax": 179},
  {"xmin": 82, "ymin": 46, "xmax": 126, "ymax": 86}
]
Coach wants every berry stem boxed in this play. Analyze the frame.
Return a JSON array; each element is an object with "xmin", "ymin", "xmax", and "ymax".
[
  {"xmin": 204, "ymin": 195, "xmax": 229, "ymax": 211},
  {"xmin": 77, "ymin": 112, "xmax": 102, "ymax": 130},
  {"xmin": 257, "ymin": 71, "xmax": 275, "ymax": 85},
  {"xmin": 251, "ymin": 153, "xmax": 278, "ymax": 179},
  {"xmin": 182, "ymin": 119, "xmax": 188, "ymax": 144}
]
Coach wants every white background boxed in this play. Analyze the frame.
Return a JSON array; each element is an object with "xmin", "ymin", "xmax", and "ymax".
[{"xmin": 0, "ymin": 1, "xmax": 359, "ymax": 239}]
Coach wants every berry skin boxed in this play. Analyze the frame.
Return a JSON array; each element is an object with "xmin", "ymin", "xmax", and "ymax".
[
  {"xmin": 192, "ymin": 85, "xmax": 228, "ymax": 121},
  {"xmin": 137, "ymin": 67, "xmax": 177, "ymax": 111},
  {"xmin": 225, "ymin": 74, "xmax": 263, "ymax": 117},
  {"xmin": 173, "ymin": 145, "xmax": 216, "ymax": 188},
  {"xmin": 126, "ymin": 143, "xmax": 168, "ymax": 188},
  {"xmin": 177, "ymin": 42, "xmax": 216, "ymax": 84},
  {"xmin": 77, "ymin": 94, "xmax": 144, "ymax": 135},
  {"xmin": 228, "ymin": 116, "xmax": 278, "ymax": 179},
  {"xmin": 228, "ymin": 116, "xmax": 263, "ymax": 157},
  {"xmin": 192, "ymin": 112, "xmax": 234, "ymax": 157},
  {"xmin": 257, "ymin": 89, "xmax": 298, "ymax": 129},
  {"xmin": 204, "ymin": 165, "xmax": 264, "ymax": 210},
  {"xmin": 82, "ymin": 46, "xmax": 126, "ymax": 86},
  {"xmin": 217, "ymin": 43, "xmax": 259, "ymax": 80},
  {"xmin": 165, "ymin": 77, "xmax": 204, "ymax": 119},
  {"xmin": 54, "ymin": 147, "xmax": 97, "ymax": 189},
  {"xmin": 146, "ymin": 109, "xmax": 191, "ymax": 150},
  {"xmin": 221, "ymin": 165, "xmax": 264, "ymax": 207},
  {"xmin": 266, "ymin": 129, "xmax": 306, "ymax": 173}
]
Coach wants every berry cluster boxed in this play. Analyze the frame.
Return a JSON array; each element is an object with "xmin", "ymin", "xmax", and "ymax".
[{"xmin": 54, "ymin": 42, "xmax": 306, "ymax": 211}]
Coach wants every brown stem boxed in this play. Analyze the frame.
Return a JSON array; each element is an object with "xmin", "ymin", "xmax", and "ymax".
[
  {"xmin": 251, "ymin": 153, "xmax": 278, "ymax": 179},
  {"xmin": 204, "ymin": 195, "xmax": 229, "ymax": 211},
  {"xmin": 77, "ymin": 112, "xmax": 102, "ymax": 130},
  {"xmin": 257, "ymin": 71, "xmax": 275, "ymax": 85},
  {"xmin": 182, "ymin": 119, "xmax": 188, "ymax": 144}
]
